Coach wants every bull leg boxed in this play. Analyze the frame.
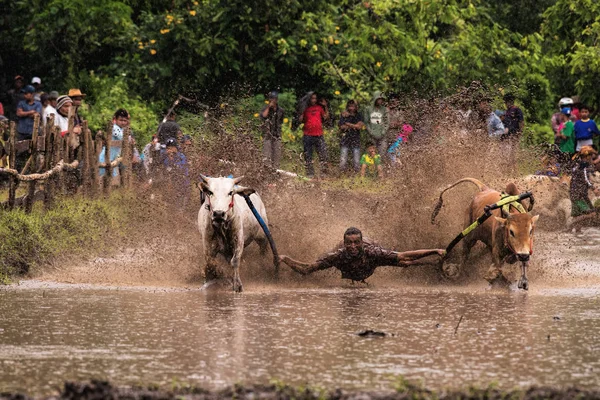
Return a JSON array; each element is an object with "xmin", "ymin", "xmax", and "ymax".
[
  {"xmin": 484, "ymin": 247, "xmax": 507, "ymax": 287},
  {"xmin": 518, "ymin": 261, "xmax": 529, "ymax": 290},
  {"xmin": 230, "ymin": 239, "xmax": 244, "ymax": 293},
  {"xmin": 204, "ymin": 240, "xmax": 221, "ymax": 282}
]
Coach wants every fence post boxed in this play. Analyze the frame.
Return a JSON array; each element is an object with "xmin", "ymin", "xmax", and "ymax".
[
  {"xmin": 80, "ymin": 121, "xmax": 91, "ymax": 195},
  {"xmin": 44, "ymin": 116, "xmax": 54, "ymax": 172},
  {"xmin": 43, "ymin": 127, "xmax": 55, "ymax": 209},
  {"xmin": 7, "ymin": 122, "xmax": 17, "ymax": 210},
  {"xmin": 121, "ymin": 126, "xmax": 132, "ymax": 189},
  {"xmin": 53, "ymin": 124, "xmax": 64, "ymax": 196},
  {"xmin": 103, "ymin": 124, "xmax": 112, "ymax": 195},
  {"xmin": 93, "ymin": 130, "xmax": 103, "ymax": 196},
  {"xmin": 24, "ymin": 117, "xmax": 40, "ymax": 213},
  {"xmin": 20, "ymin": 114, "xmax": 40, "ymax": 175}
]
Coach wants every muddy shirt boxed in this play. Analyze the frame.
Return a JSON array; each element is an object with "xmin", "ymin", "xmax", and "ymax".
[
  {"xmin": 315, "ymin": 239, "xmax": 399, "ymax": 281},
  {"xmin": 570, "ymin": 161, "xmax": 594, "ymax": 203}
]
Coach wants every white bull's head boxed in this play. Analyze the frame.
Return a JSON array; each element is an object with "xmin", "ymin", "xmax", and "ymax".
[{"xmin": 198, "ymin": 175, "xmax": 255, "ymax": 225}]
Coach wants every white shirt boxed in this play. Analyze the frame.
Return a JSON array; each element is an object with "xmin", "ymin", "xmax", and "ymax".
[
  {"xmin": 43, "ymin": 105, "xmax": 57, "ymax": 126},
  {"xmin": 54, "ymin": 112, "xmax": 69, "ymax": 134}
]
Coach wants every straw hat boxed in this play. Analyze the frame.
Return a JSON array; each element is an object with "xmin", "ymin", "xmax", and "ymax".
[{"xmin": 68, "ymin": 88, "xmax": 86, "ymax": 98}]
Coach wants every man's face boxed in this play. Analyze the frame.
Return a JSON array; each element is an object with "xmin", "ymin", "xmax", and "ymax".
[
  {"xmin": 49, "ymin": 98, "xmax": 57, "ymax": 107},
  {"xmin": 59, "ymin": 101, "xmax": 72, "ymax": 115},
  {"xmin": 367, "ymin": 145, "xmax": 377, "ymax": 156},
  {"xmin": 115, "ymin": 115, "xmax": 129, "ymax": 128},
  {"xmin": 23, "ymin": 92, "xmax": 33, "ymax": 102},
  {"xmin": 15, "ymin": 80, "xmax": 24, "ymax": 89},
  {"xmin": 348, "ymin": 103, "xmax": 357, "ymax": 114},
  {"xmin": 479, "ymin": 101, "xmax": 491, "ymax": 115},
  {"xmin": 72, "ymin": 96, "xmax": 82, "ymax": 107},
  {"xmin": 310, "ymin": 94, "xmax": 317, "ymax": 105},
  {"xmin": 581, "ymin": 109, "xmax": 590, "ymax": 120},
  {"xmin": 166, "ymin": 146, "xmax": 177, "ymax": 158},
  {"xmin": 344, "ymin": 233, "xmax": 363, "ymax": 257},
  {"xmin": 375, "ymin": 98, "xmax": 384, "ymax": 107}
]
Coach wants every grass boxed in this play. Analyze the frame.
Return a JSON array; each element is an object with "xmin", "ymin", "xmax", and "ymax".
[{"xmin": 0, "ymin": 191, "xmax": 140, "ymax": 283}]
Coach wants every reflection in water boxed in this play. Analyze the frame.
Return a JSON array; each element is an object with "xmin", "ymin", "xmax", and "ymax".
[{"xmin": 0, "ymin": 287, "xmax": 599, "ymax": 395}]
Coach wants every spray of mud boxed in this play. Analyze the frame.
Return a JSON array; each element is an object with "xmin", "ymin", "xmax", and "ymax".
[{"xmin": 37, "ymin": 85, "xmax": 600, "ymax": 289}]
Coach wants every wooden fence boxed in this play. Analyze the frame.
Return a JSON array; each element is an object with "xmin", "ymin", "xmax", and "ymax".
[{"xmin": 0, "ymin": 111, "xmax": 136, "ymax": 213}]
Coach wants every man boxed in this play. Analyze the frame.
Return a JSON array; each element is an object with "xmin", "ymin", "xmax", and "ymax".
[
  {"xmin": 157, "ymin": 110, "xmax": 181, "ymax": 146},
  {"xmin": 279, "ymin": 227, "xmax": 445, "ymax": 283},
  {"xmin": 300, "ymin": 92, "xmax": 329, "ymax": 178},
  {"xmin": 363, "ymin": 91, "xmax": 389, "ymax": 160},
  {"xmin": 478, "ymin": 100, "xmax": 505, "ymax": 137},
  {"xmin": 569, "ymin": 146, "xmax": 600, "ymax": 232},
  {"xmin": 502, "ymin": 93, "xmax": 524, "ymax": 139},
  {"xmin": 42, "ymin": 91, "xmax": 59, "ymax": 126},
  {"xmin": 338, "ymin": 99, "xmax": 364, "ymax": 173},
  {"xmin": 31, "ymin": 77, "xmax": 44, "ymax": 102},
  {"xmin": 5, "ymin": 75, "xmax": 25, "ymax": 121},
  {"xmin": 16, "ymin": 85, "xmax": 42, "ymax": 140},
  {"xmin": 68, "ymin": 88, "xmax": 85, "ymax": 127},
  {"xmin": 54, "ymin": 95, "xmax": 74, "ymax": 136},
  {"xmin": 160, "ymin": 137, "xmax": 190, "ymax": 208},
  {"xmin": 260, "ymin": 91, "xmax": 285, "ymax": 169}
]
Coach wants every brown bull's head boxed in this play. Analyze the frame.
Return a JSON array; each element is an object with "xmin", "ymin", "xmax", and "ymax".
[{"xmin": 495, "ymin": 213, "xmax": 540, "ymax": 261}]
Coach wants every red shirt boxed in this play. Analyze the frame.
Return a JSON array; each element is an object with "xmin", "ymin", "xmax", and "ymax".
[{"xmin": 302, "ymin": 105, "xmax": 325, "ymax": 136}]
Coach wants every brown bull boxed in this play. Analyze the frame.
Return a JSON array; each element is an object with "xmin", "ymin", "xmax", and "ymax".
[{"xmin": 432, "ymin": 178, "xmax": 539, "ymax": 290}]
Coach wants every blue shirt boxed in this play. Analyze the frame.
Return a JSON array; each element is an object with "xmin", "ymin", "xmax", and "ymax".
[
  {"xmin": 16, "ymin": 100, "xmax": 42, "ymax": 137},
  {"xmin": 574, "ymin": 119, "xmax": 600, "ymax": 141}
]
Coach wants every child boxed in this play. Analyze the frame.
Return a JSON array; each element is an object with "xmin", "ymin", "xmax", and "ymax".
[
  {"xmin": 555, "ymin": 108, "xmax": 575, "ymax": 170},
  {"xmin": 360, "ymin": 143, "xmax": 383, "ymax": 179},
  {"xmin": 387, "ymin": 124, "xmax": 413, "ymax": 164},
  {"xmin": 573, "ymin": 105, "xmax": 599, "ymax": 151},
  {"xmin": 569, "ymin": 146, "xmax": 600, "ymax": 232}
]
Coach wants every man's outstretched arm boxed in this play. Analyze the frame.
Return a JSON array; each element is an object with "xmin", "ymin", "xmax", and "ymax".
[
  {"xmin": 396, "ymin": 248, "xmax": 446, "ymax": 265},
  {"xmin": 279, "ymin": 255, "xmax": 329, "ymax": 275}
]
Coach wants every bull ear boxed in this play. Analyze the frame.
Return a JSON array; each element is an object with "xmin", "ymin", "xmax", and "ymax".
[
  {"xmin": 494, "ymin": 216, "xmax": 507, "ymax": 225},
  {"xmin": 196, "ymin": 181, "xmax": 209, "ymax": 192},
  {"xmin": 235, "ymin": 185, "xmax": 255, "ymax": 197},
  {"xmin": 531, "ymin": 215, "xmax": 539, "ymax": 224},
  {"xmin": 233, "ymin": 176, "xmax": 245, "ymax": 185}
]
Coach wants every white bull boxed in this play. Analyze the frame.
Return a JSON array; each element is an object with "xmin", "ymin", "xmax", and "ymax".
[{"xmin": 197, "ymin": 175, "xmax": 269, "ymax": 292}]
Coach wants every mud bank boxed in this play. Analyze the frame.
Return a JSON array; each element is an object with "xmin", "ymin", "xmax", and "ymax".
[{"xmin": 2, "ymin": 380, "xmax": 600, "ymax": 400}]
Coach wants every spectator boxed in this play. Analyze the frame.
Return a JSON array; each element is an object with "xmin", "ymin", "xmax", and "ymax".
[
  {"xmin": 5, "ymin": 75, "xmax": 25, "ymax": 121},
  {"xmin": 142, "ymin": 134, "xmax": 160, "ymax": 176},
  {"xmin": 571, "ymin": 95, "xmax": 581, "ymax": 121},
  {"xmin": 387, "ymin": 124, "xmax": 413, "ymax": 165},
  {"xmin": 300, "ymin": 92, "xmax": 329, "ymax": 178},
  {"xmin": 31, "ymin": 77, "xmax": 44, "ymax": 102},
  {"xmin": 0, "ymin": 101, "xmax": 4, "ymax": 117},
  {"xmin": 157, "ymin": 110, "xmax": 181, "ymax": 146},
  {"xmin": 16, "ymin": 85, "xmax": 42, "ymax": 140},
  {"xmin": 479, "ymin": 100, "xmax": 505, "ymax": 137},
  {"xmin": 68, "ymin": 88, "xmax": 85, "ymax": 127},
  {"xmin": 53, "ymin": 95, "xmax": 74, "ymax": 136},
  {"xmin": 160, "ymin": 137, "xmax": 190, "ymax": 208},
  {"xmin": 551, "ymin": 98, "xmax": 573, "ymax": 134},
  {"xmin": 99, "ymin": 108, "xmax": 132, "ymax": 177},
  {"xmin": 555, "ymin": 108, "xmax": 575, "ymax": 161},
  {"xmin": 360, "ymin": 142, "xmax": 383, "ymax": 179},
  {"xmin": 573, "ymin": 105, "xmax": 599, "ymax": 151},
  {"xmin": 363, "ymin": 91, "xmax": 389, "ymax": 161},
  {"xmin": 42, "ymin": 91, "xmax": 59, "ymax": 126},
  {"xmin": 260, "ymin": 91, "xmax": 285, "ymax": 169},
  {"xmin": 569, "ymin": 146, "xmax": 600, "ymax": 232},
  {"xmin": 338, "ymin": 99, "xmax": 364, "ymax": 173},
  {"xmin": 502, "ymin": 93, "xmax": 524, "ymax": 139}
]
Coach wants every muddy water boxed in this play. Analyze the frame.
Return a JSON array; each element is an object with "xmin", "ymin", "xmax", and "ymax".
[{"xmin": 1, "ymin": 282, "xmax": 600, "ymax": 395}]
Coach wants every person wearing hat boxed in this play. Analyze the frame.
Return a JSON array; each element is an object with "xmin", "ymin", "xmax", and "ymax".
[
  {"xmin": 157, "ymin": 110, "xmax": 181, "ymax": 146},
  {"xmin": 68, "ymin": 88, "xmax": 86, "ymax": 127},
  {"xmin": 31, "ymin": 77, "xmax": 44, "ymax": 102},
  {"xmin": 260, "ymin": 90, "xmax": 285, "ymax": 169},
  {"xmin": 555, "ymin": 107, "xmax": 575, "ymax": 157},
  {"xmin": 5, "ymin": 75, "xmax": 25, "ymax": 121},
  {"xmin": 569, "ymin": 145, "xmax": 600, "ymax": 232},
  {"xmin": 16, "ymin": 85, "xmax": 42, "ymax": 140},
  {"xmin": 42, "ymin": 91, "xmax": 59, "ymax": 126},
  {"xmin": 53, "ymin": 95, "xmax": 75, "ymax": 136},
  {"xmin": 159, "ymin": 137, "xmax": 190, "ymax": 208}
]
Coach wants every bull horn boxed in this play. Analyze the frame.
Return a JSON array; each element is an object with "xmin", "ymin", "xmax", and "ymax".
[
  {"xmin": 233, "ymin": 176, "xmax": 245, "ymax": 185},
  {"xmin": 199, "ymin": 174, "xmax": 209, "ymax": 184}
]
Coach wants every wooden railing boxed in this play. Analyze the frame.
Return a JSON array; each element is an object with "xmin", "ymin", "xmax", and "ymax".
[{"xmin": 0, "ymin": 112, "xmax": 136, "ymax": 212}]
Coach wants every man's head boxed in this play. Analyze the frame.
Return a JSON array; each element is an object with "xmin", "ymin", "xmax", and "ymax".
[
  {"xmin": 375, "ymin": 96, "xmax": 384, "ymax": 107},
  {"xmin": 309, "ymin": 93, "xmax": 318, "ymax": 105},
  {"xmin": 31, "ymin": 77, "xmax": 42, "ymax": 90},
  {"xmin": 478, "ymin": 100, "xmax": 491, "ymax": 116},
  {"xmin": 165, "ymin": 138, "xmax": 178, "ymax": 157},
  {"xmin": 268, "ymin": 91, "xmax": 279, "ymax": 105},
  {"xmin": 68, "ymin": 89, "xmax": 86, "ymax": 107},
  {"xmin": 40, "ymin": 93, "xmax": 49, "ymax": 107},
  {"xmin": 503, "ymin": 93, "xmax": 515, "ymax": 106},
  {"xmin": 182, "ymin": 134, "xmax": 192, "ymax": 147},
  {"xmin": 343, "ymin": 227, "xmax": 363, "ymax": 257},
  {"xmin": 346, "ymin": 99, "xmax": 357, "ymax": 114},
  {"xmin": 22, "ymin": 85, "xmax": 35, "ymax": 101},
  {"xmin": 48, "ymin": 91, "xmax": 59, "ymax": 107},
  {"xmin": 113, "ymin": 108, "xmax": 130, "ymax": 128},
  {"xmin": 14, "ymin": 75, "xmax": 24, "ymax": 90},
  {"xmin": 580, "ymin": 105, "xmax": 591, "ymax": 120},
  {"xmin": 56, "ymin": 95, "xmax": 72, "ymax": 116}
]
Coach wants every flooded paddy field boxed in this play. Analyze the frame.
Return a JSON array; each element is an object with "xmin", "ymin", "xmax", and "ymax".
[{"xmin": 1, "ymin": 278, "xmax": 600, "ymax": 396}]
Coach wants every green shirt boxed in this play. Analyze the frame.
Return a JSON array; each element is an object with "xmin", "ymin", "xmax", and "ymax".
[
  {"xmin": 360, "ymin": 153, "xmax": 381, "ymax": 177},
  {"xmin": 559, "ymin": 120, "xmax": 575, "ymax": 154}
]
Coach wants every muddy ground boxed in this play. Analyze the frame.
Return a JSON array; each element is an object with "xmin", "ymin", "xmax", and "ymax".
[{"xmin": 2, "ymin": 380, "xmax": 600, "ymax": 400}]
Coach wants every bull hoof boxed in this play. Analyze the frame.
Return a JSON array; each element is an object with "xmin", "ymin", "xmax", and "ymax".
[
  {"xmin": 518, "ymin": 278, "xmax": 529, "ymax": 291},
  {"xmin": 233, "ymin": 278, "xmax": 244, "ymax": 293},
  {"xmin": 441, "ymin": 262, "xmax": 461, "ymax": 279}
]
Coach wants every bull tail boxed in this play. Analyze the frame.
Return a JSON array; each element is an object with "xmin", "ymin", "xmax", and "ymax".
[{"xmin": 431, "ymin": 178, "xmax": 489, "ymax": 224}]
